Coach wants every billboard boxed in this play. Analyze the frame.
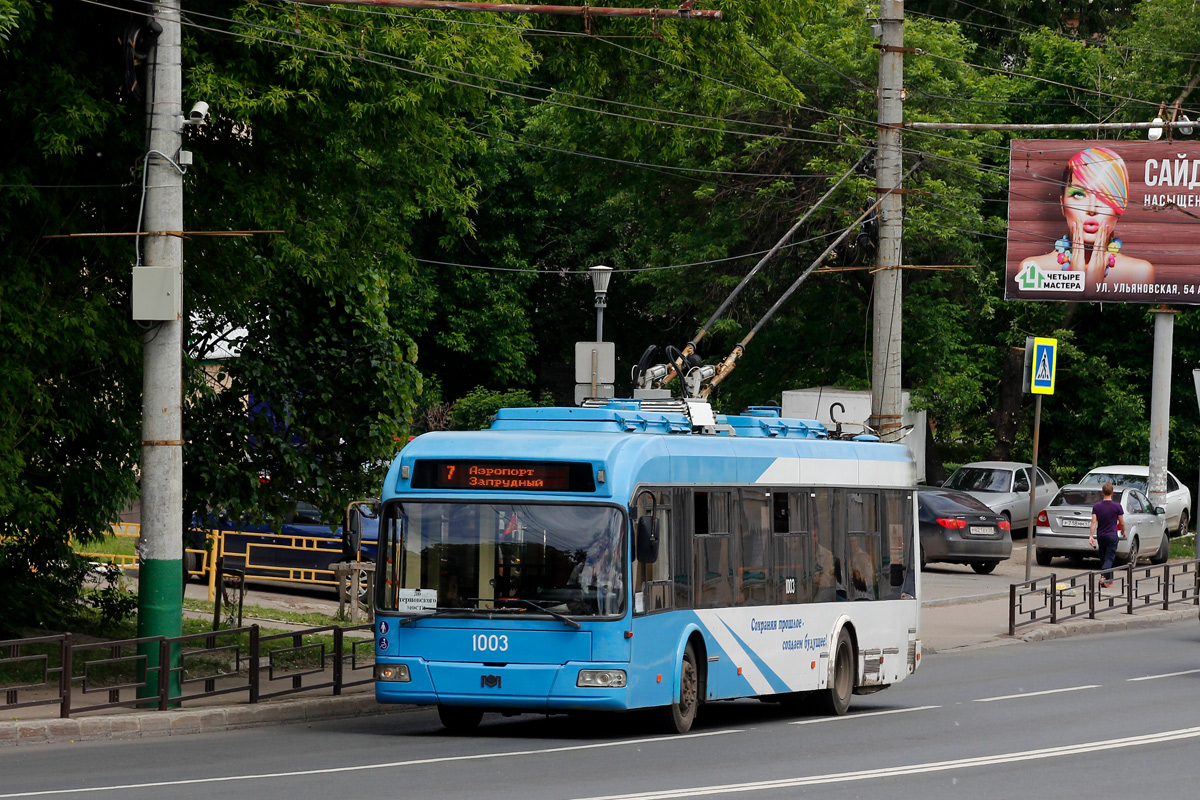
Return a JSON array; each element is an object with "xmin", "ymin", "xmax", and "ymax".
[{"xmin": 1005, "ymin": 140, "xmax": 1200, "ymax": 304}]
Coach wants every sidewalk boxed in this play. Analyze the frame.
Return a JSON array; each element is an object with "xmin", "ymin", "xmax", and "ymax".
[
  {"xmin": 4, "ymin": 542, "xmax": 1195, "ymax": 746},
  {"xmin": 920, "ymin": 540, "xmax": 1195, "ymax": 652}
]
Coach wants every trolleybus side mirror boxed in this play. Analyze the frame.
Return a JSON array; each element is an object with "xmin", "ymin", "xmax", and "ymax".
[
  {"xmin": 344, "ymin": 507, "xmax": 363, "ymax": 559},
  {"xmin": 343, "ymin": 499, "xmax": 380, "ymax": 560},
  {"xmin": 635, "ymin": 516, "xmax": 660, "ymax": 564}
]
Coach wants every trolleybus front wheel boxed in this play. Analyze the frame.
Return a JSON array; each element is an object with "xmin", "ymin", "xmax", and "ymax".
[
  {"xmin": 815, "ymin": 629, "xmax": 854, "ymax": 716},
  {"xmin": 660, "ymin": 642, "xmax": 699, "ymax": 734},
  {"xmin": 438, "ymin": 704, "xmax": 484, "ymax": 734}
]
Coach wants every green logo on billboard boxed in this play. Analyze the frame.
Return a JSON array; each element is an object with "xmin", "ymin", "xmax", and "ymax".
[{"xmin": 1016, "ymin": 262, "xmax": 1045, "ymax": 290}]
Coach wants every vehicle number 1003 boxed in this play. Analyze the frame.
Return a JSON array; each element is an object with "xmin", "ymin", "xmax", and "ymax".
[{"xmin": 472, "ymin": 634, "xmax": 509, "ymax": 652}]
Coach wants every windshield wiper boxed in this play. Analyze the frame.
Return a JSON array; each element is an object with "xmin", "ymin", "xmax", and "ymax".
[
  {"xmin": 479, "ymin": 597, "xmax": 582, "ymax": 630},
  {"xmin": 398, "ymin": 603, "xmax": 480, "ymax": 625}
]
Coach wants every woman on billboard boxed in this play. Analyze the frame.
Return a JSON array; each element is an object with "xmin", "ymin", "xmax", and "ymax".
[{"xmin": 1019, "ymin": 146, "xmax": 1154, "ymax": 289}]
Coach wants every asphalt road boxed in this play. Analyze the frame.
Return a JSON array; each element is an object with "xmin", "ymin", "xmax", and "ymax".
[{"xmin": 3, "ymin": 621, "xmax": 1198, "ymax": 799}]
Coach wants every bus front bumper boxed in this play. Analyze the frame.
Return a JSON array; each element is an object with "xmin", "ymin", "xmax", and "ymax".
[{"xmin": 374, "ymin": 658, "xmax": 631, "ymax": 712}]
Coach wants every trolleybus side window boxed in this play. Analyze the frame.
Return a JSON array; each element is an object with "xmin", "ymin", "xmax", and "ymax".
[
  {"xmin": 847, "ymin": 491, "xmax": 881, "ymax": 601},
  {"xmin": 632, "ymin": 488, "xmax": 673, "ymax": 615},
  {"xmin": 882, "ymin": 490, "xmax": 914, "ymax": 599},
  {"xmin": 770, "ymin": 491, "xmax": 812, "ymax": 604},
  {"xmin": 738, "ymin": 490, "xmax": 769, "ymax": 606},
  {"xmin": 671, "ymin": 488, "xmax": 692, "ymax": 610},
  {"xmin": 812, "ymin": 488, "xmax": 843, "ymax": 601},
  {"xmin": 694, "ymin": 490, "xmax": 735, "ymax": 609}
]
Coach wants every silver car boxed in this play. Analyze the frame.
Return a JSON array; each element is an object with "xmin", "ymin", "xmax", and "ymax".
[
  {"xmin": 1079, "ymin": 465, "xmax": 1191, "ymax": 537},
  {"xmin": 1034, "ymin": 484, "xmax": 1168, "ymax": 566},
  {"xmin": 942, "ymin": 461, "xmax": 1058, "ymax": 530}
]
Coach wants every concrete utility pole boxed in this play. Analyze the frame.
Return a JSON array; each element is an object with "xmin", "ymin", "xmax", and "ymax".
[
  {"xmin": 1148, "ymin": 309, "xmax": 1176, "ymax": 516},
  {"xmin": 871, "ymin": 0, "xmax": 904, "ymax": 441},
  {"xmin": 138, "ymin": 0, "xmax": 185, "ymax": 698}
]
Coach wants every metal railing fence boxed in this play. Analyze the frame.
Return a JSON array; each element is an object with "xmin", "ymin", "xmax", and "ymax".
[
  {"xmin": 1, "ymin": 623, "xmax": 373, "ymax": 719},
  {"xmin": 1009, "ymin": 558, "xmax": 1200, "ymax": 635}
]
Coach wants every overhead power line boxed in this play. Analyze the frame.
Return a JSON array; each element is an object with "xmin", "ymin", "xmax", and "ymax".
[{"xmin": 286, "ymin": 0, "xmax": 722, "ymax": 21}]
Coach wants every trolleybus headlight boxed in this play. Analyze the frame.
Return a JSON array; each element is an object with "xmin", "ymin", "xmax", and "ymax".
[
  {"xmin": 577, "ymin": 669, "xmax": 627, "ymax": 688},
  {"xmin": 375, "ymin": 664, "xmax": 411, "ymax": 682}
]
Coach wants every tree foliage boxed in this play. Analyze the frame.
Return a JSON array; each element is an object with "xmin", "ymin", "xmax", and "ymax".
[
  {"xmin": 0, "ymin": 1, "xmax": 144, "ymax": 633},
  {"xmin": 3, "ymin": 0, "xmax": 1200, "ymax": 631}
]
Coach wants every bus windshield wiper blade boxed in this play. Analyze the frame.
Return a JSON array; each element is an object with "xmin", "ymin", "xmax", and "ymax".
[
  {"xmin": 493, "ymin": 597, "xmax": 582, "ymax": 629},
  {"xmin": 399, "ymin": 605, "xmax": 479, "ymax": 625}
]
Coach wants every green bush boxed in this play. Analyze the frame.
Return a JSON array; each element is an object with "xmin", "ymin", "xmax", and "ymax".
[
  {"xmin": 448, "ymin": 386, "xmax": 548, "ymax": 431},
  {"xmin": 0, "ymin": 532, "xmax": 92, "ymax": 637},
  {"xmin": 85, "ymin": 565, "xmax": 138, "ymax": 631}
]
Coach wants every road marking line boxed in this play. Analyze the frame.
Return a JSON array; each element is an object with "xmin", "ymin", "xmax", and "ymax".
[
  {"xmin": 789, "ymin": 705, "xmax": 940, "ymax": 724},
  {"xmin": 1128, "ymin": 668, "xmax": 1200, "ymax": 682},
  {"xmin": 0, "ymin": 730, "xmax": 739, "ymax": 798},
  {"xmin": 566, "ymin": 726, "xmax": 1200, "ymax": 799},
  {"xmin": 974, "ymin": 684, "xmax": 1100, "ymax": 702}
]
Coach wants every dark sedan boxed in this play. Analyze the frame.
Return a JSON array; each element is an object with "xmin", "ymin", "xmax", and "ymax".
[{"xmin": 918, "ymin": 486, "xmax": 1013, "ymax": 574}]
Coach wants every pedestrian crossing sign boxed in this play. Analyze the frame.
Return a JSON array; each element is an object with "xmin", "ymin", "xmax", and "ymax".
[{"xmin": 1030, "ymin": 337, "xmax": 1057, "ymax": 395}]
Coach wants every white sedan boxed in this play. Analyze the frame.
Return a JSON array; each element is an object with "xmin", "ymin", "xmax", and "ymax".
[
  {"xmin": 1080, "ymin": 465, "xmax": 1191, "ymax": 537},
  {"xmin": 942, "ymin": 461, "xmax": 1058, "ymax": 531},
  {"xmin": 1035, "ymin": 484, "xmax": 1168, "ymax": 566}
]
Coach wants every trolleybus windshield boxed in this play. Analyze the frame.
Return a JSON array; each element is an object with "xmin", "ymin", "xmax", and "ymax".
[{"xmin": 380, "ymin": 502, "xmax": 626, "ymax": 618}]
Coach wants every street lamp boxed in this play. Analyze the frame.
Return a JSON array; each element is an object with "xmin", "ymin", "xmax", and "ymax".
[{"xmin": 589, "ymin": 265, "xmax": 613, "ymax": 342}]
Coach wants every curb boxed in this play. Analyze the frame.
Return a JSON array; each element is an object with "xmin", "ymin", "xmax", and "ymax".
[
  {"xmin": 1016, "ymin": 607, "xmax": 1196, "ymax": 642},
  {"xmin": 923, "ymin": 591, "xmax": 1009, "ymax": 608},
  {"xmin": 0, "ymin": 692, "xmax": 416, "ymax": 748}
]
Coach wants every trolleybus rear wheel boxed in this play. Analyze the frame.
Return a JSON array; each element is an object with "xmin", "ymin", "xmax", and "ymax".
[
  {"xmin": 815, "ymin": 629, "xmax": 854, "ymax": 716},
  {"xmin": 661, "ymin": 643, "xmax": 699, "ymax": 733},
  {"xmin": 437, "ymin": 704, "xmax": 483, "ymax": 733}
]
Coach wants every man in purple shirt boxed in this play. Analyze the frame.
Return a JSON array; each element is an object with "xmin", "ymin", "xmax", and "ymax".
[{"xmin": 1089, "ymin": 482, "xmax": 1125, "ymax": 588}]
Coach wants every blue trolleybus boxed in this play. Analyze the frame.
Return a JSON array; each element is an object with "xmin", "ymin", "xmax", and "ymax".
[{"xmin": 371, "ymin": 399, "xmax": 920, "ymax": 733}]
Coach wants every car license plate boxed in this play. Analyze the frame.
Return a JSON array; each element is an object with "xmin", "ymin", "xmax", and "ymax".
[
  {"xmin": 968, "ymin": 525, "xmax": 993, "ymax": 536},
  {"xmin": 1061, "ymin": 518, "xmax": 1089, "ymax": 528}
]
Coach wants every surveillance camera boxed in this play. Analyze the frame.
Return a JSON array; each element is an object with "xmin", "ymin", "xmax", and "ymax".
[{"xmin": 189, "ymin": 101, "xmax": 209, "ymax": 122}]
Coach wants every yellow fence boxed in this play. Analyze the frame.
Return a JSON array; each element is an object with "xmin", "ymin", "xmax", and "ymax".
[{"xmin": 78, "ymin": 523, "xmax": 344, "ymax": 602}]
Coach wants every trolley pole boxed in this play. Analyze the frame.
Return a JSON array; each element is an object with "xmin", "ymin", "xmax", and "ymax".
[
  {"xmin": 870, "ymin": 0, "xmax": 904, "ymax": 441},
  {"xmin": 137, "ymin": 0, "xmax": 184, "ymax": 700}
]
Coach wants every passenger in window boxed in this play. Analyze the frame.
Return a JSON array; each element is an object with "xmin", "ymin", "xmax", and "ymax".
[
  {"xmin": 811, "ymin": 534, "xmax": 839, "ymax": 603},
  {"xmin": 850, "ymin": 538, "xmax": 877, "ymax": 601},
  {"xmin": 571, "ymin": 534, "xmax": 623, "ymax": 614}
]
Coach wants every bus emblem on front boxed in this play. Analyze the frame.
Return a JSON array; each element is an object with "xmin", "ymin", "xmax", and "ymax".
[{"xmin": 481, "ymin": 674, "xmax": 502, "ymax": 688}]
